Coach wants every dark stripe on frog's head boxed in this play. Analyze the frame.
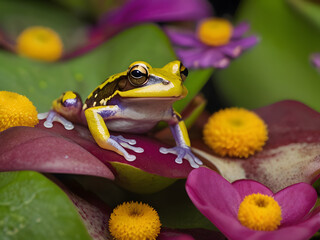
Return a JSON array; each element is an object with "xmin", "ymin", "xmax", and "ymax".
[{"xmin": 84, "ymin": 75, "xmax": 128, "ymax": 109}]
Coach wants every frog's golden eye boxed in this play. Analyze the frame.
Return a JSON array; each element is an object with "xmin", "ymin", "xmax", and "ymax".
[
  {"xmin": 128, "ymin": 64, "xmax": 149, "ymax": 86},
  {"xmin": 180, "ymin": 64, "xmax": 188, "ymax": 82}
]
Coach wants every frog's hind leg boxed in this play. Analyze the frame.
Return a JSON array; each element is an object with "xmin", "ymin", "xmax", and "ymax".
[{"xmin": 38, "ymin": 91, "xmax": 83, "ymax": 130}]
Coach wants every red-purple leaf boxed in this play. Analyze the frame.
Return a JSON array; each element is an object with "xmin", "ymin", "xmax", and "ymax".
[
  {"xmin": 36, "ymin": 121, "xmax": 194, "ymax": 178},
  {"xmin": 0, "ymin": 126, "xmax": 114, "ymax": 180}
]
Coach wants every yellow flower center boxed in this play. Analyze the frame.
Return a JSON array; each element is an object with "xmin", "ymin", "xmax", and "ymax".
[
  {"xmin": 197, "ymin": 18, "xmax": 233, "ymax": 46},
  {"xmin": 16, "ymin": 26, "xmax": 63, "ymax": 62},
  {"xmin": 109, "ymin": 202, "xmax": 161, "ymax": 240},
  {"xmin": 238, "ymin": 193, "xmax": 282, "ymax": 231},
  {"xmin": 203, "ymin": 107, "xmax": 268, "ymax": 158},
  {"xmin": 0, "ymin": 91, "xmax": 38, "ymax": 132}
]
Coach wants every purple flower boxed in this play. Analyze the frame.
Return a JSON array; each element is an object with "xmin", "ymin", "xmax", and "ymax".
[
  {"xmin": 186, "ymin": 167, "xmax": 320, "ymax": 240},
  {"xmin": 192, "ymin": 100, "xmax": 320, "ymax": 192},
  {"xmin": 165, "ymin": 18, "xmax": 258, "ymax": 69},
  {"xmin": 90, "ymin": 0, "xmax": 212, "ymax": 41},
  {"xmin": 71, "ymin": 0, "xmax": 212, "ymax": 58},
  {"xmin": 311, "ymin": 53, "xmax": 320, "ymax": 69}
]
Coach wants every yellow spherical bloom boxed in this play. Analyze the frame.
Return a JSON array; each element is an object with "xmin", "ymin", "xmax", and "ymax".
[
  {"xmin": 109, "ymin": 202, "xmax": 161, "ymax": 240},
  {"xmin": 0, "ymin": 91, "xmax": 38, "ymax": 131},
  {"xmin": 203, "ymin": 107, "xmax": 268, "ymax": 158},
  {"xmin": 197, "ymin": 18, "xmax": 233, "ymax": 46},
  {"xmin": 16, "ymin": 26, "xmax": 63, "ymax": 62},
  {"xmin": 238, "ymin": 193, "xmax": 282, "ymax": 231}
]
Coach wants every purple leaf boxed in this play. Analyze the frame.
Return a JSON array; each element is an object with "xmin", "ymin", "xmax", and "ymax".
[
  {"xmin": 36, "ymin": 120, "xmax": 194, "ymax": 178},
  {"xmin": 0, "ymin": 126, "xmax": 114, "ymax": 180}
]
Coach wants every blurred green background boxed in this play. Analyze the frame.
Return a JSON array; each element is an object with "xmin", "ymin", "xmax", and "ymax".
[{"xmin": 211, "ymin": 0, "xmax": 320, "ymax": 112}]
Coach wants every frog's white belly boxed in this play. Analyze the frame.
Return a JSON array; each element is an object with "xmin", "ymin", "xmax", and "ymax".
[
  {"xmin": 106, "ymin": 119, "xmax": 159, "ymax": 133},
  {"xmin": 104, "ymin": 98, "xmax": 174, "ymax": 133}
]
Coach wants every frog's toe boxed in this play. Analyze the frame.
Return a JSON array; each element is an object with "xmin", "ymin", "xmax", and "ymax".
[
  {"xmin": 184, "ymin": 154, "xmax": 202, "ymax": 169},
  {"xmin": 110, "ymin": 135, "xmax": 144, "ymax": 154},
  {"xmin": 54, "ymin": 116, "xmax": 74, "ymax": 130},
  {"xmin": 37, "ymin": 112, "xmax": 49, "ymax": 120},
  {"xmin": 39, "ymin": 110, "xmax": 74, "ymax": 130},
  {"xmin": 44, "ymin": 121, "xmax": 53, "ymax": 128},
  {"xmin": 159, "ymin": 146, "xmax": 202, "ymax": 168},
  {"xmin": 120, "ymin": 142, "xmax": 144, "ymax": 153},
  {"xmin": 122, "ymin": 152, "xmax": 136, "ymax": 161},
  {"xmin": 116, "ymin": 135, "xmax": 137, "ymax": 145},
  {"xmin": 108, "ymin": 136, "xmax": 138, "ymax": 161}
]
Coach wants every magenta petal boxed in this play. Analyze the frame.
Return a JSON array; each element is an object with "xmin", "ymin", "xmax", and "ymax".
[
  {"xmin": 102, "ymin": 0, "xmax": 211, "ymax": 25},
  {"xmin": 165, "ymin": 28, "xmax": 204, "ymax": 48},
  {"xmin": 186, "ymin": 167, "xmax": 240, "ymax": 219},
  {"xmin": 159, "ymin": 228, "xmax": 225, "ymax": 240},
  {"xmin": 203, "ymin": 48, "xmax": 230, "ymax": 68},
  {"xmin": 178, "ymin": 47, "xmax": 229, "ymax": 69},
  {"xmin": 186, "ymin": 167, "xmax": 320, "ymax": 240},
  {"xmin": 274, "ymin": 183, "xmax": 317, "ymax": 226},
  {"xmin": 186, "ymin": 168, "xmax": 258, "ymax": 240},
  {"xmin": 176, "ymin": 48, "xmax": 207, "ymax": 68},
  {"xmin": 232, "ymin": 22, "xmax": 250, "ymax": 38},
  {"xmin": 231, "ymin": 36, "xmax": 259, "ymax": 50},
  {"xmin": 311, "ymin": 53, "xmax": 320, "ymax": 69},
  {"xmin": 232, "ymin": 179, "xmax": 273, "ymax": 200},
  {"xmin": 255, "ymin": 211, "xmax": 320, "ymax": 240},
  {"xmin": 92, "ymin": 0, "xmax": 212, "ymax": 40},
  {"xmin": 0, "ymin": 127, "xmax": 114, "ymax": 179},
  {"xmin": 218, "ymin": 43, "xmax": 242, "ymax": 58}
]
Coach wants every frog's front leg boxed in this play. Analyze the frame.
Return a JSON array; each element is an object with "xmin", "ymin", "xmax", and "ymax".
[
  {"xmin": 38, "ymin": 91, "xmax": 83, "ymax": 130},
  {"xmin": 160, "ymin": 111, "xmax": 203, "ymax": 168},
  {"xmin": 85, "ymin": 106, "xmax": 144, "ymax": 161}
]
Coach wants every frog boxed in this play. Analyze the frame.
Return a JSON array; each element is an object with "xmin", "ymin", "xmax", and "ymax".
[{"xmin": 38, "ymin": 60, "xmax": 203, "ymax": 168}]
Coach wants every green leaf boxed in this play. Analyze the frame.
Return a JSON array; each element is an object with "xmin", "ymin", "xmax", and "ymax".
[
  {"xmin": 215, "ymin": 0, "xmax": 320, "ymax": 111},
  {"xmin": 174, "ymin": 68, "xmax": 213, "ymax": 113},
  {"xmin": 0, "ymin": 171, "xmax": 92, "ymax": 240},
  {"xmin": 184, "ymin": 98, "xmax": 206, "ymax": 128},
  {"xmin": 50, "ymin": 0, "xmax": 119, "ymax": 18},
  {"xmin": 0, "ymin": 24, "xmax": 177, "ymax": 112},
  {"xmin": 288, "ymin": 0, "xmax": 320, "ymax": 30}
]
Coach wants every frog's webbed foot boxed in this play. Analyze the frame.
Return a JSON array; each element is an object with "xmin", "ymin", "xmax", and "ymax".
[
  {"xmin": 38, "ymin": 110, "xmax": 74, "ymax": 130},
  {"xmin": 108, "ymin": 135, "xmax": 144, "ymax": 162},
  {"xmin": 159, "ymin": 146, "xmax": 203, "ymax": 168}
]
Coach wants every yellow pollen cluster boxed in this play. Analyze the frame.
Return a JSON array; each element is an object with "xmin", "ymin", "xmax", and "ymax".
[
  {"xmin": 238, "ymin": 193, "xmax": 282, "ymax": 231},
  {"xmin": 203, "ymin": 107, "xmax": 268, "ymax": 158},
  {"xmin": 197, "ymin": 18, "xmax": 233, "ymax": 46},
  {"xmin": 0, "ymin": 91, "xmax": 38, "ymax": 132},
  {"xmin": 16, "ymin": 26, "xmax": 63, "ymax": 62},
  {"xmin": 109, "ymin": 201, "xmax": 161, "ymax": 240}
]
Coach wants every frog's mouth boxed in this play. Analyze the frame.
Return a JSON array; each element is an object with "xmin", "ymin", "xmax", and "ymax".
[
  {"xmin": 118, "ymin": 83, "xmax": 188, "ymax": 99},
  {"xmin": 122, "ymin": 96, "xmax": 184, "ymax": 101}
]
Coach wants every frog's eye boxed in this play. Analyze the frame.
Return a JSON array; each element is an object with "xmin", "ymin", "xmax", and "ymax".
[
  {"xmin": 180, "ymin": 64, "xmax": 188, "ymax": 82},
  {"xmin": 128, "ymin": 64, "xmax": 149, "ymax": 86}
]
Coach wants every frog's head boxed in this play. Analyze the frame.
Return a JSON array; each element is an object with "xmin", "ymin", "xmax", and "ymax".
[{"xmin": 118, "ymin": 60, "xmax": 188, "ymax": 99}]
